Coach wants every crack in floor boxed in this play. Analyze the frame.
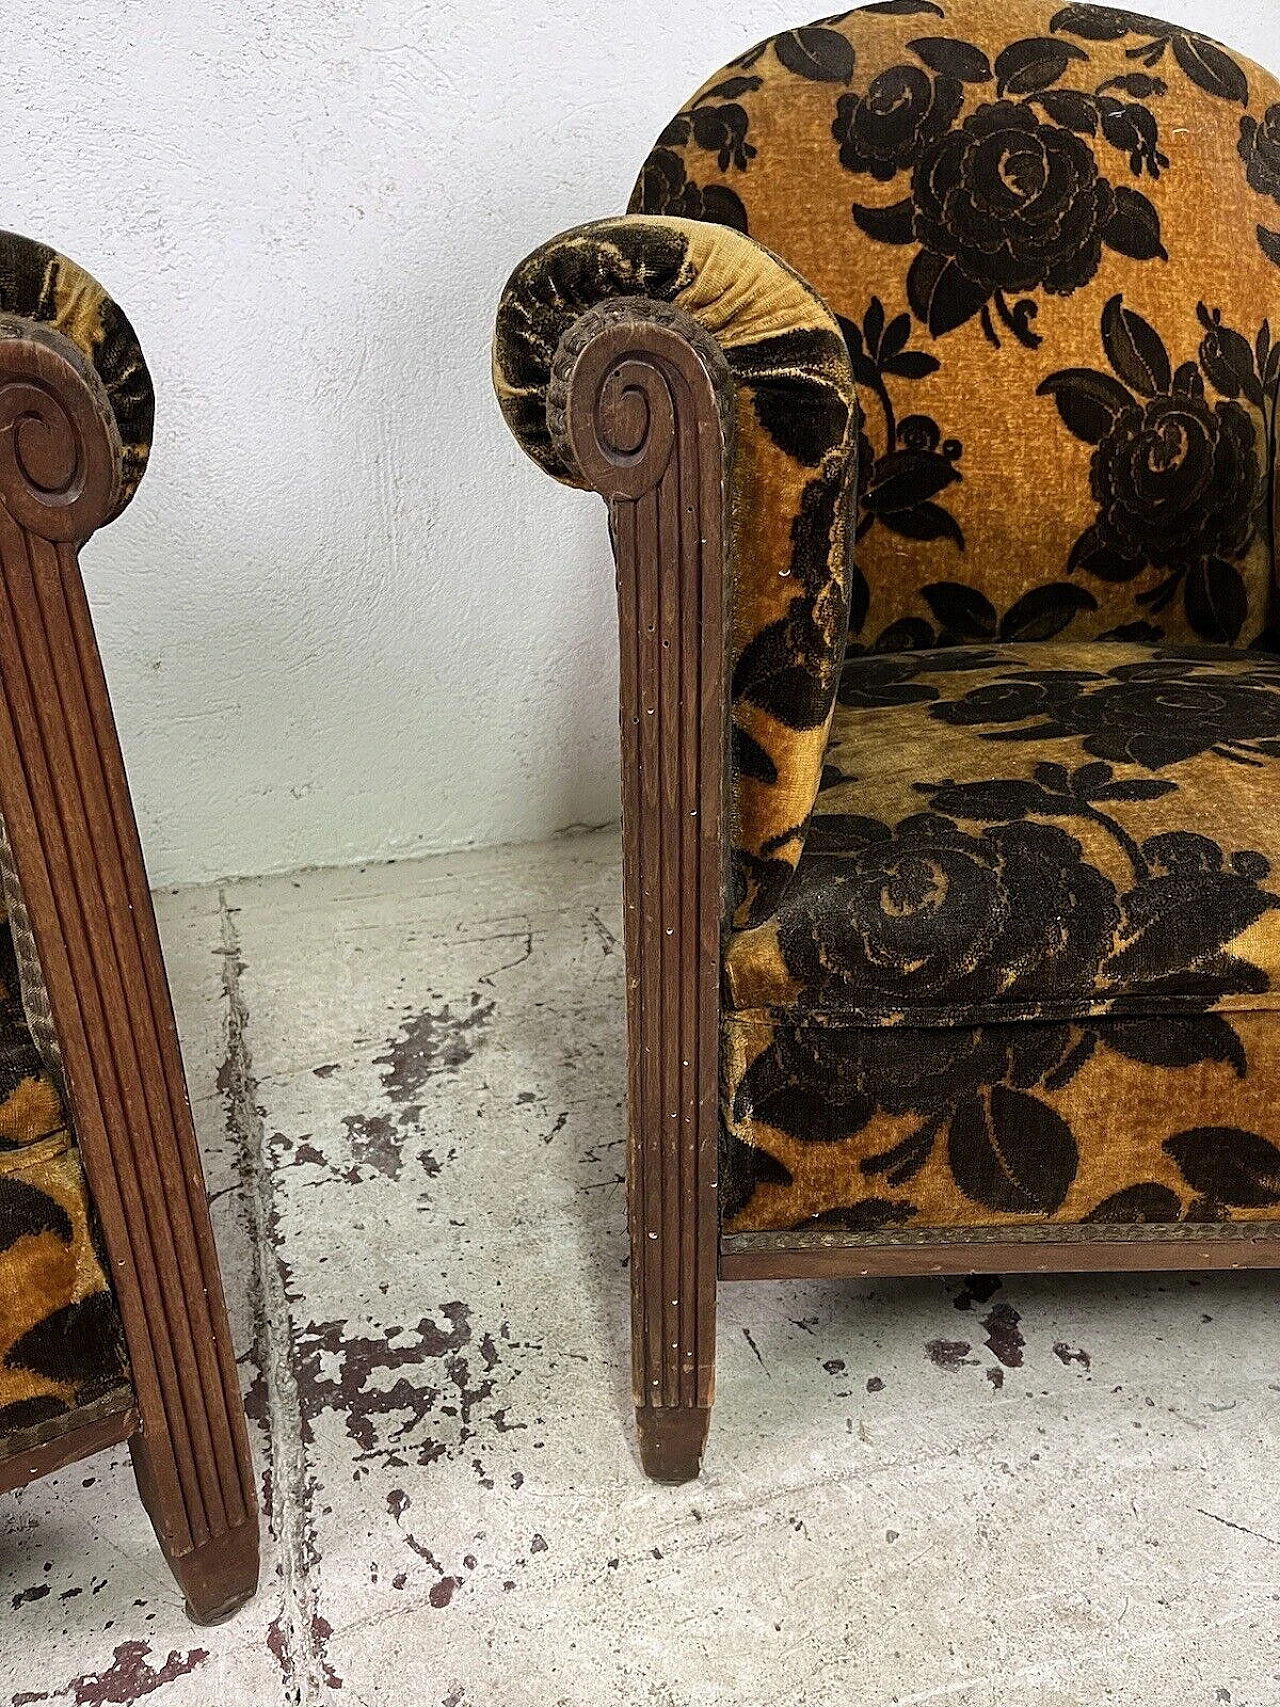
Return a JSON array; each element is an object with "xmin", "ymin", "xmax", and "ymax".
[{"xmin": 218, "ymin": 891, "xmax": 332, "ymax": 1705}]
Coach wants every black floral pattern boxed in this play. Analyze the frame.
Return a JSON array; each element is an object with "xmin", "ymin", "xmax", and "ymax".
[
  {"xmin": 723, "ymin": 632, "xmax": 1280, "ymax": 1226},
  {"xmin": 733, "ymin": 1002, "xmax": 1271, "ymax": 1219},
  {"xmin": 911, "ymin": 99, "xmax": 1152, "ymax": 333},
  {"xmin": 836, "ymin": 295, "xmax": 974, "ymax": 642},
  {"xmin": 787, "ymin": 806, "xmax": 1119, "ymax": 1013},
  {"xmin": 1239, "ymin": 103, "xmax": 1280, "ymax": 268},
  {"xmin": 834, "ymin": 62, "xmax": 965, "ymax": 180},
  {"xmin": 777, "ymin": 752, "xmax": 1279, "ymax": 1021},
  {"xmin": 1240, "ymin": 103, "xmax": 1280, "ymax": 200},
  {"xmin": 730, "ymin": 1009, "xmax": 1280, "ymax": 1223},
  {"xmin": 734, "ymin": 23, "xmax": 859, "ymax": 83},
  {"xmin": 605, "ymin": 3, "xmax": 1280, "ymax": 1238},
  {"xmin": 1050, "ymin": 7, "xmax": 1250, "ymax": 106},
  {"xmin": 834, "ymin": 34, "xmax": 1168, "ymax": 348},
  {"xmin": 1040, "ymin": 298, "xmax": 1275, "ymax": 643},
  {"xmin": 727, "ymin": 635, "xmax": 1280, "ymax": 1224},
  {"xmin": 930, "ymin": 648, "xmax": 1280, "ymax": 769},
  {"xmin": 631, "ymin": 147, "xmax": 749, "ymax": 232},
  {"xmin": 736, "ymin": 1018, "xmax": 1086, "ymax": 1210},
  {"xmin": 658, "ymin": 77, "xmax": 762, "ymax": 173}
]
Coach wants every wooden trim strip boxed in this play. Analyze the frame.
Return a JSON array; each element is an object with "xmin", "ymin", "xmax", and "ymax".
[
  {"xmin": 0, "ymin": 1402, "xmax": 138, "ymax": 1497},
  {"xmin": 721, "ymin": 1222, "xmax": 1280, "ymax": 1281}
]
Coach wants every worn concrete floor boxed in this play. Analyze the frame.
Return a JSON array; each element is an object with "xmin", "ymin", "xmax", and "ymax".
[{"xmin": 1, "ymin": 828, "xmax": 1279, "ymax": 1704}]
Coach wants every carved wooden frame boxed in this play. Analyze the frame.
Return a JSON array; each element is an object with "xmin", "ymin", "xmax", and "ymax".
[
  {"xmin": 550, "ymin": 296, "xmax": 1280, "ymax": 1483},
  {"xmin": 0, "ymin": 321, "xmax": 258, "ymax": 1623},
  {"xmin": 552, "ymin": 301, "xmax": 731, "ymax": 1482}
]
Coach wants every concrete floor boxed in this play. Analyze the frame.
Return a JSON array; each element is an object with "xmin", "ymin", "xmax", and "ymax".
[{"xmin": 1, "ymin": 828, "xmax": 1279, "ymax": 1705}]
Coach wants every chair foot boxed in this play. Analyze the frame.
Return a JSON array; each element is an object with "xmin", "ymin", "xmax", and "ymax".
[
  {"xmin": 168, "ymin": 1520, "xmax": 260, "ymax": 1626},
  {"xmin": 636, "ymin": 1405, "xmax": 710, "ymax": 1483},
  {"xmin": 131, "ymin": 1435, "xmax": 259, "ymax": 1624}
]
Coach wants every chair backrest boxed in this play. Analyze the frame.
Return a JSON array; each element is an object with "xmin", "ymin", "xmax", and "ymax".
[{"xmin": 630, "ymin": 0, "xmax": 1280, "ymax": 652}]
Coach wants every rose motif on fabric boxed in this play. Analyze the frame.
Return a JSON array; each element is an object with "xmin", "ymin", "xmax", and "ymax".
[
  {"xmin": 1040, "ymin": 298, "xmax": 1272, "ymax": 644},
  {"xmin": 1091, "ymin": 392, "xmax": 1258, "ymax": 571},
  {"xmin": 1238, "ymin": 104, "xmax": 1280, "ymax": 266},
  {"xmin": 834, "ymin": 35, "xmax": 1167, "ymax": 348},
  {"xmin": 915, "ymin": 101, "xmax": 1118, "ymax": 299},
  {"xmin": 630, "ymin": 148, "xmax": 748, "ymax": 233},
  {"xmin": 1239, "ymin": 103, "xmax": 1280, "ymax": 201},
  {"xmin": 834, "ymin": 66, "xmax": 964, "ymax": 181},
  {"xmin": 930, "ymin": 650, "xmax": 1280, "ymax": 772},
  {"xmin": 779, "ymin": 810, "xmax": 1118, "ymax": 1013}
]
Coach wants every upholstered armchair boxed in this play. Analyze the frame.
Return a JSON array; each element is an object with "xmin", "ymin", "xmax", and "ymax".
[
  {"xmin": 495, "ymin": 0, "xmax": 1280, "ymax": 1480},
  {"xmin": 0, "ymin": 235, "xmax": 257, "ymax": 1620}
]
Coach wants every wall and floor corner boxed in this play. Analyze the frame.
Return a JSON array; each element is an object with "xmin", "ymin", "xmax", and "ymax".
[{"xmin": 2, "ymin": 0, "xmax": 1278, "ymax": 888}]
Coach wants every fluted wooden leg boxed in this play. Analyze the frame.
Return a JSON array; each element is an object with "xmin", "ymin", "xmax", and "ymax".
[
  {"xmin": 132, "ymin": 1436, "xmax": 258, "ymax": 1624},
  {"xmin": 556, "ymin": 302, "xmax": 730, "ymax": 1481},
  {"xmin": 0, "ymin": 322, "xmax": 258, "ymax": 1614}
]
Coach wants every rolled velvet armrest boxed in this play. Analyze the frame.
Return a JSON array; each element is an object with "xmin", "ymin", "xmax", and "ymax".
[
  {"xmin": 0, "ymin": 230, "xmax": 154, "ymax": 523},
  {"xmin": 493, "ymin": 214, "xmax": 858, "ymax": 926}
]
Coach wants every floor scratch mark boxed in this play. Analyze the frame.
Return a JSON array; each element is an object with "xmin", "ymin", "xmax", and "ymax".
[{"xmin": 1196, "ymin": 1509, "xmax": 1280, "ymax": 1547}]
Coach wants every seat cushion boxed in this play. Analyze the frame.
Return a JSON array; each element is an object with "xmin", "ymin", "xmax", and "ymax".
[
  {"xmin": 722, "ymin": 641, "xmax": 1280, "ymax": 1236},
  {"xmin": 726, "ymin": 641, "xmax": 1280, "ymax": 1023},
  {"xmin": 0, "ymin": 909, "xmax": 130, "ymax": 1458}
]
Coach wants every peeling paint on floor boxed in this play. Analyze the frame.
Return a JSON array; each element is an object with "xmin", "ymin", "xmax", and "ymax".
[{"xmin": 2, "ymin": 831, "xmax": 1279, "ymax": 1705}]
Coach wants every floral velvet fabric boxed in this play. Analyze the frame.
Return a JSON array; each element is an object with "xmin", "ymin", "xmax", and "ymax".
[
  {"xmin": 494, "ymin": 215, "xmax": 859, "ymax": 924},
  {"xmin": 631, "ymin": 0, "xmax": 1280, "ymax": 659},
  {"xmin": 724, "ymin": 642, "xmax": 1280, "ymax": 1232},
  {"xmin": 0, "ymin": 906, "xmax": 130, "ymax": 1457},
  {"xmin": 491, "ymin": 3, "xmax": 1280, "ymax": 1239}
]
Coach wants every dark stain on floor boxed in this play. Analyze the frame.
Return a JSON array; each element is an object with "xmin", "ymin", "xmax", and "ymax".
[
  {"xmin": 289, "ymin": 1301, "xmax": 522, "ymax": 1473},
  {"xmin": 304, "ymin": 995, "xmax": 497, "ymax": 1185},
  {"xmin": 10, "ymin": 1639, "xmax": 208, "ymax": 1705},
  {"xmin": 375, "ymin": 996, "xmax": 496, "ymax": 1116},
  {"xmin": 385, "ymin": 1491, "xmax": 474, "ymax": 1610},
  {"xmin": 926, "ymin": 1339, "xmax": 977, "ymax": 1372},
  {"xmin": 1054, "ymin": 1342, "xmax": 1092, "ymax": 1370},
  {"xmin": 981, "ymin": 1301, "xmax": 1025, "ymax": 1370}
]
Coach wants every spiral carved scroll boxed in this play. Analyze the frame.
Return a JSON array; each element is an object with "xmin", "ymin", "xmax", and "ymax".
[
  {"xmin": 0, "ymin": 320, "xmax": 121, "ymax": 542},
  {"xmin": 549, "ymin": 299, "xmax": 731, "ymax": 503}
]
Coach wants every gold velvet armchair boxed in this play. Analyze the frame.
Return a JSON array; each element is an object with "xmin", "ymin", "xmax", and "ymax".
[
  {"xmin": 0, "ymin": 235, "xmax": 257, "ymax": 1621},
  {"xmin": 495, "ymin": 0, "xmax": 1280, "ymax": 1480}
]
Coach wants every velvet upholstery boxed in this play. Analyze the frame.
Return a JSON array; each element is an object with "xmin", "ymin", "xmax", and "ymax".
[
  {"xmin": 493, "ymin": 0, "xmax": 1280, "ymax": 1243},
  {"xmin": 495, "ymin": 215, "xmax": 859, "ymax": 923},
  {"xmin": 0, "ymin": 907, "xmax": 130, "ymax": 1451},
  {"xmin": 630, "ymin": 1, "xmax": 1280, "ymax": 662},
  {"xmin": 725, "ymin": 642, "xmax": 1280, "ymax": 1231},
  {"xmin": 0, "ymin": 238, "xmax": 150, "ymax": 1461},
  {"xmin": 0, "ymin": 231, "xmax": 153, "ymax": 516}
]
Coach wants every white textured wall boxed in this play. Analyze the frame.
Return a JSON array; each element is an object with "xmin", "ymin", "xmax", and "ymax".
[{"xmin": 1, "ymin": 0, "xmax": 1278, "ymax": 885}]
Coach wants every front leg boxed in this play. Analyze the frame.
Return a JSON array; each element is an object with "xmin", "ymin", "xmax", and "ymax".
[
  {"xmin": 0, "ymin": 321, "xmax": 258, "ymax": 1618},
  {"xmin": 556, "ymin": 302, "xmax": 729, "ymax": 1481}
]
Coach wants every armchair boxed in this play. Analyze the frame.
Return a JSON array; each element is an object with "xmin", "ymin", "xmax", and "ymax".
[
  {"xmin": 495, "ymin": 0, "xmax": 1280, "ymax": 1481},
  {"xmin": 0, "ymin": 234, "xmax": 257, "ymax": 1620}
]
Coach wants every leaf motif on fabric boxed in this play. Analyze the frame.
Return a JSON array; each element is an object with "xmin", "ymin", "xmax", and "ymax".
[
  {"xmin": 947, "ymin": 1086, "xmax": 1079, "ymax": 1214},
  {"xmin": 1164, "ymin": 1127, "xmax": 1280, "ymax": 1208}
]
